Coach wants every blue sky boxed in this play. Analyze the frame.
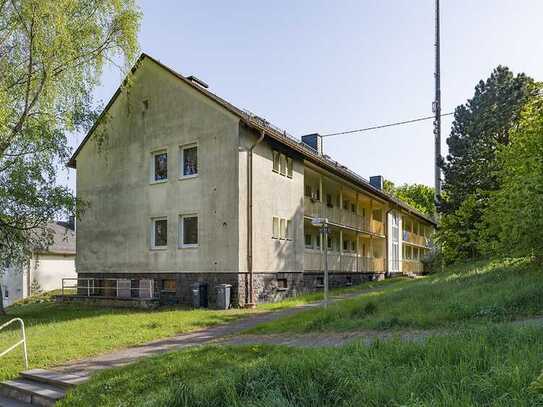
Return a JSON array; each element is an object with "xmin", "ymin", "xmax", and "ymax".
[{"xmin": 62, "ymin": 0, "xmax": 543, "ymax": 191}]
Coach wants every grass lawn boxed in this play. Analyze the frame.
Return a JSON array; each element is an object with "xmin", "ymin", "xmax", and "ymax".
[
  {"xmin": 0, "ymin": 282, "xmax": 388, "ymax": 382},
  {"xmin": 60, "ymin": 324, "xmax": 543, "ymax": 407},
  {"xmin": 247, "ymin": 258, "xmax": 543, "ymax": 334}
]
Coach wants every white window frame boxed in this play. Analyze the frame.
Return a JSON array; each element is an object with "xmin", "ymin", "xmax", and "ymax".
[
  {"xmin": 178, "ymin": 214, "xmax": 199, "ymax": 248},
  {"xmin": 286, "ymin": 157, "xmax": 293, "ymax": 178},
  {"xmin": 150, "ymin": 217, "xmax": 168, "ymax": 250},
  {"xmin": 272, "ymin": 217, "xmax": 280, "ymax": 239},
  {"xmin": 179, "ymin": 143, "xmax": 198, "ymax": 179},
  {"xmin": 150, "ymin": 149, "xmax": 168, "ymax": 184},
  {"xmin": 280, "ymin": 218, "xmax": 287, "ymax": 240},
  {"xmin": 272, "ymin": 151, "xmax": 280, "ymax": 173},
  {"xmin": 279, "ymin": 153, "xmax": 287, "ymax": 176}
]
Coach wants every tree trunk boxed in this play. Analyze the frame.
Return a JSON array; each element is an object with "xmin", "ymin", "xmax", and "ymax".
[{"xmin": 0, "ymin": 285, "xmax": 5, "ymax": 315}]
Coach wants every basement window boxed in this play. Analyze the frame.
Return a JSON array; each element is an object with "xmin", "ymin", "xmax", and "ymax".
[
  {"xmin": 151, "ymin": 218, "xmax": 168, "ymax": 249},
  {"xmin": 162, "ymin": 279, "xmax": 176, "ymax": 293},
  {"xmin": 346, "ymin": 276, "xmax": 353, "ymax": 286},
  {"xmin": 277, "ymin": 278, "xmax": 288, "ymax": 290},
  {"xmin": 316, "ymin": 277, "xmax": 324, "ymax": 287},
  {"xmin": 151, "ymin": 150, "xmax": 168, "ymax": 182}
]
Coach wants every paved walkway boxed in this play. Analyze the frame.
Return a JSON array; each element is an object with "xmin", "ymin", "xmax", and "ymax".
[{"xmin": 45, "ymin": 288, "xmax": 377, "ymax": 382}]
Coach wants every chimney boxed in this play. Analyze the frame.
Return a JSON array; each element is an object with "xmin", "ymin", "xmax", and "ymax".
[
  {"xmin": 301, "ymin": 133, "xmax": 323, "ymax": 155},
  {"xmin": 369, "ymin": 175, "xmax": 384, "ymax": 190}
]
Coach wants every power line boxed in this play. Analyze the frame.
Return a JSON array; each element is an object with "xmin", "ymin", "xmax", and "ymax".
[{"xmin": 320, "ymin": 112, "xmax": 453, "ymax": 138}]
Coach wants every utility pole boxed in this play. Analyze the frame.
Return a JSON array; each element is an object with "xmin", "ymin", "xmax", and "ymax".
[{"xmin": 433, "ymin": 0, "xmax": 442, "ymax": 208}]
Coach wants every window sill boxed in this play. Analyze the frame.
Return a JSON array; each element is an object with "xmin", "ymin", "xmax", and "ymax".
[
  {"xmin": 178, "ymin": 245, "xmax": 199, "ymax": 249},
  {"xmin": 150, "ymin": 179, "xmax": 168, "ymax": 185},
  {"xmin": 150, "ymin": 246, "xmax": 168, "ymax": 251},
  {"xmin": 178, "ymin": 174, "xmax": 199, "ymax": 180}
]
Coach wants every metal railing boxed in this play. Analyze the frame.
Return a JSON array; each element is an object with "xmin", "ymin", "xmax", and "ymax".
[
  {"xmin": 304, "ymin": 198, "xmax": 384, "ymax": 235},
  {"xmin": 62, "ymin": 278, "xmax": 157, "ymax": 299},
  {"xmin": 402, "ymin": 260, "xmax": 425, "ymax": 274},
  {"xmin": 0, "ymin": 318, "xmax": 28, "ymax": 369},
  {"xmin": 304, "ymin": 251, "xmax": 386, "ymax": 273}
]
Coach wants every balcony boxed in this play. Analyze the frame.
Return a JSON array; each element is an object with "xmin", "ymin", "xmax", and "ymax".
[
  {"xmin": 304, "ymin": 197, "xmax": 384, "ymax": 235},
  {"xmin": 402, "ymin": 230, "xmax": 428, "ymax": 247},
  {"xmin": 402, "ymin": 260, "xmax": 424, "ymax": 274},
  {"xmin": 304, "ymin": 251, "xmax": 386, "ymax": 273}
]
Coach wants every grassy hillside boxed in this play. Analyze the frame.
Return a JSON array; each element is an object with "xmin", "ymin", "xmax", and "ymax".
[
  {"xmin": 60, "ymin": 325, "xmax": 543, "ymax": 407},
  {"xmin": 247, "ymin": 258, "xmax": 543, "ymax": 334}
]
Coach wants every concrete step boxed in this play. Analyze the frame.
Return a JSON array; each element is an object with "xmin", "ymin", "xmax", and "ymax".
[
  {"xmin": 20, "ymin": 369, "xmax": 88, "ymax": 388},
  {"xmin": 0, "ymin": 379, "xmax": 65, "ymax": 407},
  {"xmin": 0, "ymin": 394, "xmax": 30, "ymax": 407}
]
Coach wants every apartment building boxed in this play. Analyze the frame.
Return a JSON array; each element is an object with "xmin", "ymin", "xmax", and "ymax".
[{"xmin": 67, "ymin": 53, "xmax": 436, "ymax": 307}]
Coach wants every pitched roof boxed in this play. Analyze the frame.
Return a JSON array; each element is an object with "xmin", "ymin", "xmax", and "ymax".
[
  {"xmin": 35, "ymin": 222, "xmax": 76, "ymax": 255},
  {"xmin": 68, "ymin": 53, "xmax": 437, "ymax": 226}
]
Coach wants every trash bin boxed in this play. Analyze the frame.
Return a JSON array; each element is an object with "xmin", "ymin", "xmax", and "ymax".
[
  {"xmin": 216, "ymin": 284, "xmax": 232, "ymax": 310},
  {"xmin": 191, "ymin": 282, "xmax": 208, "ymax": 308}
]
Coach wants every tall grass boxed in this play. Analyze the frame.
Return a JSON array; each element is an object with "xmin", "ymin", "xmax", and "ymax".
[
  {"xmin": 60, "ymin": 324, "xmax": 543, "ymax": 407},
  {"xmin": 248, "ymin": 258, "xmax": 543, "ymax": 333}
]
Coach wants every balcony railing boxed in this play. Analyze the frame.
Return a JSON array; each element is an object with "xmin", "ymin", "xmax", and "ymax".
[
  {"xmin": 402, "ymin": 260, "xmax": 424, "ymax": 274},
  {"xmin": 304, "ymin": 198, "xmax": 384, "ymax": 235},
  {"xmin": 304, "ymin": 251, "xmax": 386, "ymax": 273},
  {"xmin": 402, "ymin": 230, "xmax": 429, "ymax": 247}
]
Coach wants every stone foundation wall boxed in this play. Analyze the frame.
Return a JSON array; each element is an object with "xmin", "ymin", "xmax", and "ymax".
[{"xmin": 77, "ymin": 271, "xmax": 383, "ymax": 308}]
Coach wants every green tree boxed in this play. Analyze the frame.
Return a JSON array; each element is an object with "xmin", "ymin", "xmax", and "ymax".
[
  {"xmin": 385, "ymin": 180, "xmax": 435, "ymax": 216},
  {"xmin": 0, "ymin": 0, "xmax": 140, "ymax": 314},
  {"xmin": 479, "ymin": 90, "xmax": 543, "ymax": 262},
  {"xmin": 438, "ymin": 66, "xmax": 534, "ymax": 261}
]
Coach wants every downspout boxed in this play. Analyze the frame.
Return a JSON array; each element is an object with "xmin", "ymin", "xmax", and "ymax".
[{"xmin": 246, "ymin": 129, "xmax": 265, "ymax": 308}]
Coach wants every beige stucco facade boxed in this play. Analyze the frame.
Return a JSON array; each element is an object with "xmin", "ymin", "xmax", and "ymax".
[{"xmin": 71, "ymin": 54, "xmax": 435, "ymax": 306}]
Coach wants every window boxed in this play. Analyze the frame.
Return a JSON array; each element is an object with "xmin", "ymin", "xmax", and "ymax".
[
  {"xmin": 162, "ymin": 279, "xmax": 176, "ymax": 293},
  {"xmin": 151, "ymin": 218, "xmax": 168, "ymax": 249},
  {"xmin": 280, "ymin": 218, "xmax": 287, "ymax": 239},
  {"xmin": 315, "ymin": 234, "xmax": 321, "ymax": 249},
  {"xmin": 351, "ymin": 203, "xmax": 356, "ymax": 213},
  {"xmin": 181, "ymin": 145, "xmax": 198, "ymax": 177},
  {"xmin": 305, "ymin": 234, "xmax": 313, "ymax": 249},
  {"xmin": 343, "ymin": 240, "xmax": 349, "ymax": 251},
  {"xmin": 286, "ymin": 219, "xmax": 293, "ymax": 240},
  {"xmin": 316, "ymin": 276, "xmax": 324, "ymax": 287},
  {"xmin": 152, "ymin": 151, "xmax": 167, "ymax": 182},
  {"xmin": 346, "ymin": 276, "xmax": 353, "ymax": 286},
  {"xmin": 272, "ymin": 150, "xmax": 293, "ymax": 179},
  {"xmin": 179, "ymin": 215, "xmax": 198, "ymax": 247},
  {"xmin": 279, "ymin": 154, "xmax": 287, "ymax": 176},
  {"xmin": 277, "ymin": 278, "xmax": 288, "ymax": 290},
  {"xmin": 326, "ymin": 194, "xmax": 333, "ymax": 207},
  {"xmin": 287, "ymin": 158, "xmax": 293, "ymax": 178},
  {"xmin": 327, "ymin": 236, "xmax": 333, "ymax": 250},
  {"xmin": 373, "ymin": 208, "xmax": 382, "ymax": 222},
  {"xmin": 343, "ymin": 200, "xmax": 349, "ymax": 210},
  {"xmin": 272, "ymin": 217, "xmax": 280, "ymax": 238},
  {"xmin": 351, "ymin": 240, "xmax": 357, "ymax": 252},
  {"xmin": 305, "ymin": 185, "xmax": 312, "ymax": 197}
]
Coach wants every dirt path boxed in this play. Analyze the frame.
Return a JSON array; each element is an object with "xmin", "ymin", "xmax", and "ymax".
[{"xmin": 216, "ymin": 316, "xmax": 543, "ymax": 348}]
